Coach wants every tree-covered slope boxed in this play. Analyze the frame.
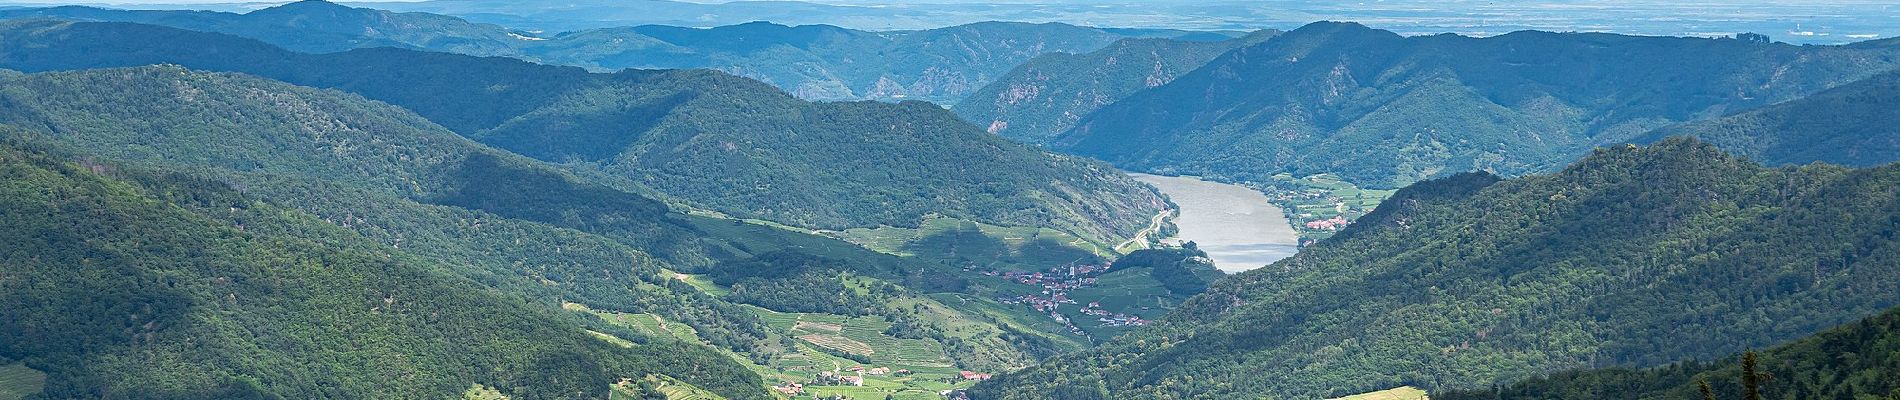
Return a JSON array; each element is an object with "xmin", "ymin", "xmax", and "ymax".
[
  {"xmin": 955, "ymin": 31, "xmax": 1276, "ymax": 143},
  {"xmin": 0, "ymin": 64, "xmax": 1107, "ymax": 387},
  {"xmin": 541, "ymin": 20, "xmax": 1189, "ymax": 104},
  {"xmin": 972, "ymin": 138, "xmax": 1900, "ymax": 399},
  {"xmin": 1436, "ymin": 305, "xmax": 1900, "ymax": 400},
  {"xmin": 0, "ymin": 0, "xmax": 528, "ymax": 55},
  {"xmin": 0, "ymin": 65, "xmax": 806, "ymax": 351},
  {"xmin": 0, "ymin": 138, "xmax": 767, "ymax": 399},
  {"xmin": 0, "ymin": 19, "xmax": 1165, "ymax": 245},
  {"xmin": 0, "ymin": 0, "xmax": 1234, "ymax": 104},
  {"xmin": 1641, "ymin": 70, "xmax": 1900, "ymax": 168},
  {"xmin": 1052, "ymin": 22, "xmax": 1900, "ymax": 188}
]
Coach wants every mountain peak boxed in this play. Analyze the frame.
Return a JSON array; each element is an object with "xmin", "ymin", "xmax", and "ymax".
[{"xmin": 256, "ymin": 0, "xmax": 353, "ymax": 13}]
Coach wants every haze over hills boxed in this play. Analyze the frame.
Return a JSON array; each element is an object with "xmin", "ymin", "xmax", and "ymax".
[
  {"xmin": 956, "ymin": 30, "xmax": 1277, "ymax": 144},
  {"xmin": 974, "ymin": 138, "xmax": 1900, "ymax": 399},
  {"xmin": 1048, "ymin": 21, "xmax": 1900, "ymax": 188},
  {"xmin": 2, "ymin": 1, "xmax": 1900, "ymax": 399},
  {"xmin": 0, "ymin": 19, "xmax": 1167, "ymax": 246},
  {"xmin": 0, "ymin": 0, "xmax": 1240, "ymax": 103},
  {"xmin": 345, "ymin": 0, "xmax": 1899, "ymax": 45}
]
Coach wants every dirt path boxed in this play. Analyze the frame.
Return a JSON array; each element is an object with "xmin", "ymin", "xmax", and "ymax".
[{"xmin": 1116, "ymin": 206, "xmax": 1174, "ymax": 252}]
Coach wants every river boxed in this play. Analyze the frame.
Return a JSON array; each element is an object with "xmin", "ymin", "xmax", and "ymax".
[{"xmin": 1131, "ymin": 174, "xmax": 1301, "ymax": 273}]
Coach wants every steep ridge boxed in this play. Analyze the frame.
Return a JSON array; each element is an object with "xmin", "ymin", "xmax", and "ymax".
[
  {"xmin": 0, "ymin": 65, "xmax": 818, "ymax": 354},
  {"xmin": 1642, "ymin": 70, "xmax": 1900, "ymax": 168},
  {"xmin": 0, "ymin": 19, "xmax": 1165, "ymax": 246},
  {"xmin": 1052, "ymin": 22, "xmax": 1900, "ymax": 188},
  {"xmin": 955, "ymin": 30, "xmax": 1278, "ymax": 143},
  {"xmin": 0, "ymin": 0, "xmax": 526, "ymax": 54},
  {"xmin": 973, "ymin": 138, "xmax": 1900, "ymax": 398},
  {"xmin": 0, "ymin": 1, "xmax": 1235, "ymax": 103},
  {"xmin": 0, "ymin": 61, "xmax": 1131, "ymax": 391},
  {"xmin": 0, "ymin": 137, "xmax": 767, "ymax": 399},
  {"xmin": 1437, "ymin": 305, "xmax": 1900, "ymax": 400}
]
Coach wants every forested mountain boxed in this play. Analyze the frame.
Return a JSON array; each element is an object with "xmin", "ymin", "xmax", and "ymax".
[
  {"xmin": 955, "ymin": 31, "xmax": 1276, "ymax": 143},
  {"xmin": 1050, "ymin": 21, "xmax": 1900, "ymax": 188},
  {"xmin": 0, "ymin": 64, "xmax": 804, "ymax": 353},
  {"xmin": 1437, "ymin": 305, "xmax": 1900, "ymax": 400},
  {"xmin": 0, "ymin": 19, "xmax": 1166, "ymax": 246},
  {"xmin": 0, "ymin": 0, "xmax": 1235, "ymax": 103},
  {"xmin": 972, "ymin": 138, "xmax": 1900, "ymax": 399},
  {"xmin": 538, "ymin": 21, "xmax": 1227, "ymax": 103},
  {"xmin": 0, "ymin": 0, "xmax": 527, "ymax": 55},
  {"xmin": 0, "ymin": 135, "xmax": 767, "ymax": 399},
  {"xmin": 1641, "ymin": 70, "xmax": 1900, "ymax": 168},
  {"xmin": 0, "ymin": 65, "xmax": 1104, "ymax": 396}
]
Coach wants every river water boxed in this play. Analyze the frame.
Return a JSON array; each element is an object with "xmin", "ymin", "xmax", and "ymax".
[{"xmin": 1131, "ymin": 174, "xmax": 1301, "ymax": 273}]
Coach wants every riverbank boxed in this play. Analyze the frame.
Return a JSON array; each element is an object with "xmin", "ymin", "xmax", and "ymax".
[{"xmin": 1131, "ymin": 173, "xmax": 1300, "ymax": 273}]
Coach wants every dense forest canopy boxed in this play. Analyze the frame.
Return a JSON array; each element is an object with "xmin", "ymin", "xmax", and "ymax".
[
  {"xmin": 1436, "ymin": 304, "xmax": 1900, "ymax": 400},
  {"xmin": 1049, "ymin": 21, "xmax": 1900, "ymax": 188},
  {"xmin": 0, "ymin": 19, "xmax": 1165, "ymax": 246},
  {"xmin": 1641, "ymin": 70, "xmax": 1900, "ymax": 168},
  {"xmin": 955, "ymin": 31, "xmax": 1278, "ymax": 143},
  {"xmin": 0, "ymin": 137, "xmax": 769, "ymax": 399}
]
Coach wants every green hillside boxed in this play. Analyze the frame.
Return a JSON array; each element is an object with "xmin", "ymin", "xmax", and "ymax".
[
  {"xmin": 1437, "ymin": 305, "xmax": 1900, "ymax": 400},
  {"xmin": 0, "ymin": 63, "xmax": 1116, "ymax": 397},
  {"xmin": 0, "ymin": 19, "xmax": 1165, "ymax": 247},
  {"xmin": 1051, "ymin": 22, "xmax": 1900, "ymax": 189},
  {"xmin": 1642, "ymin": 70, "xmax": 1900, "ymax": 168},
  {"xmin": 955, "ymin": 31, "xmax": 1276, "ymax": 143},
  {"xmin": 973, "ymin": 138, "xmax": 1900, "ymax": 399},
  {"xmin": 0, "ymin": 138, "xmax": 767, "ymax": 399}
]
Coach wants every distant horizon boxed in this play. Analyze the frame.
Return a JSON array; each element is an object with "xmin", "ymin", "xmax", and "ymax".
[{"xmin": 0, "ymin": 0, "xmax": 1892, "ymax": 45}]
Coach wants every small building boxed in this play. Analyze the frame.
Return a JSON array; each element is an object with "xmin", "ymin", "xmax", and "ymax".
[{"xmin": 958, "ymin": 371, "xmax": 991, "ymax": 381}]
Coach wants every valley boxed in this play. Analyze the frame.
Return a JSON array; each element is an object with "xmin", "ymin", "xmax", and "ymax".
[{"xmin": 0, "ymin": 1, "xmax": 1897, "ymax": 400}]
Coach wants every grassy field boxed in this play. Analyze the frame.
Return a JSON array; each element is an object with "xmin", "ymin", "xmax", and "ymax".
[
  {"xmin": 0, "ymin": 362, "xmax": 45, "ymax": 400},
  {"xmin": 609, "ymin": 375, "xmax": 727, "ymax": 400},
  {"xmin": 1263, "ymin": 172, "xmax": 1397, "ymax": 240},
  {"xmin": 585, "ymin": 274, "xmax": 1050, "ymax": 399},
  {"xmin": 1333, "ymin": 386, "xmax": 1429, "ymax": 400}
]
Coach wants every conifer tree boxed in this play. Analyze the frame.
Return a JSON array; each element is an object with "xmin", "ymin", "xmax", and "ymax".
[{"xmin": 1741, "ymin": 351, "xmax": 1765, "ymax": 400}]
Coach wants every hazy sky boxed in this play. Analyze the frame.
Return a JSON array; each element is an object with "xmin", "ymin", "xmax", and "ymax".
[{"xmin": 2, "ymin": 0, "xmax": 1893, "ymax": 44}]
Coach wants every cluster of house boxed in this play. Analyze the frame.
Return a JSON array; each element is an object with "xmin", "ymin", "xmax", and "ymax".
[
  {"xmin": 779, "ymin": 365, "xmax": 916, "ymax": 395},
  {"xmin": 996, "ymin": 292, "xmax": 1074, "ymax": 313},
  {"xmin": 847, "ymin": 365, "xmax": 905, "ymax": 376},
  {"xmin": 985, "ymin": 268, "xmax": 1101, "ymax": 292},
  {"xmin": 987, "ymin": 262, "xmax": 1170, "ymax": 335},
  {"xmin": 957, "ymin": 370, "xmax": 993, "ymax": 381},
  {"xmin": 1077, "ymin": 301, "xmax": 1152, "ymax": 327},
  {"xmin": 809, "ymin": 370, "xmax": 863, "ymax": 387},
  {"xmin": 1302, "ymin": 215, "xmax": 1351, "ymax": 231}
]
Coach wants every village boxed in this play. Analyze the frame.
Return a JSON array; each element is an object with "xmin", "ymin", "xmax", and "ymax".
[
  {"xmin": 986, "ymin": 262, "xmax": 1154, "ymax": 336},
  {"xmin": 771, "ymin": 365, "xmax": 992, "ymax": 398}
]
